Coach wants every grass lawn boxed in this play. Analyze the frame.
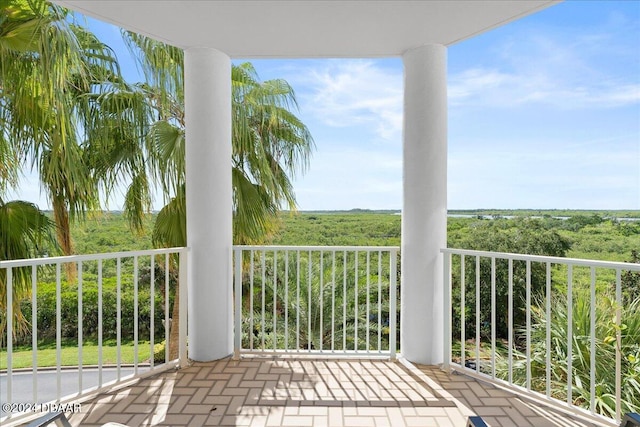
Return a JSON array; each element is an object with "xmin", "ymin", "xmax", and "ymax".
[{"xmin": 0, "ymin": 341, "xmax": 158, "ymax": 370}]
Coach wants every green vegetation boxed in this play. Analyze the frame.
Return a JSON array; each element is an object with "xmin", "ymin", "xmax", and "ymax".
[
  {"xmin": 41, "ymin": 209, "xmax": 639, "ymax": 264},
  {"xmin": 1, "ymin": 253, "xmax": 175, "ymax": 369},
  {"xmin": 239, "ymin": 250, "xmax": 394, "ymax": 352},
  {"xmin": 442, "ymin": 214, "xmax": 640, "ymax": 418},
  {"xmin": 449, "ymin": 218, "xmax": 571, "ymax": 339},
  {"xmin": 0, "ymin": 200, "xmax": 57, "ymax": 340},
  {"xmin": 0, "ymin": 0, "xmax": 155, "ymax": 273},
  {"xmin": 273, "ymin": 212, "xmax": 400, "ymax": 246},
  {"xmin": 14, "ymin": 271, "xmax": 175, "ymax": 347},
  {"xmin": 449, "ymin": 209, "xmax": 640, "ymax": 219},
  {"xmin": 71, "ymin": 212, "xmax": 154, "ymax": 255},
  {"xmin": 501, "ymin": 293, "xmax": 640, "ymax": 417}
]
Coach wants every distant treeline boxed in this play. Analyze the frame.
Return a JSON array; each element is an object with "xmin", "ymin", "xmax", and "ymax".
[
  {"xmin": 447, "ymin": 208, "xmax": 640, "ymax": 218},
  {"xmin": 280, "ymin": 208, "xmax": 640, "ymax": 219},
  {"xmin": 51, "ymin": 209, "xmax": 640, "ymax": 262}
]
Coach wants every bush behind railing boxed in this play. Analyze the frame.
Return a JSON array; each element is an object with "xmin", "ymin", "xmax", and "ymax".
[
  {"xmin": 496, "ymin": 292, "xmax": 640, "ymax": 419},
  {"xmin": 12, "ymin": 274, "xmax": 175, "ymax": 347}
]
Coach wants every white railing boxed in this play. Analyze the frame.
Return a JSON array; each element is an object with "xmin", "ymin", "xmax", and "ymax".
[
  {"xmin": 0, "ymin": 248, "xmax": 188, "ymax": 425},
  {"xmin": 442, "ymin": 248, "xmax": 640, "ymax": 426},
  {"xmin": 233, "ymin": 245, "xmax": 399, "ymax": 358},
  {"xmin": 5, "ymin": 244, "xmax": 634, "ymax": 425}
]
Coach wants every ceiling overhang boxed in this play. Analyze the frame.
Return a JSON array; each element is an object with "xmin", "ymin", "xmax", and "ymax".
[{"xmin": 52, "ymin": 0, "xmax": 559, "ymax": 58}]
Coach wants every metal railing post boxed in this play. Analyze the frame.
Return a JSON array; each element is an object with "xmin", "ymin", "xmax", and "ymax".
[
  {"xmin": 389, "ymin": 249, "xmax": 398, "ymax": 360},
  {"xmin": 7, "ymin": 268, "xmax": 13, "ymax": 406},
  {"xmin": 179, "ymin": 248, "xmax": 189, "ymax": 367},
  {"xmin": 443, "ymin": 252, "xmax": 451, "ymax": 370},
  {"xmin": 234, "ymin": 248, "xmax": 242, "ymax": 359}
]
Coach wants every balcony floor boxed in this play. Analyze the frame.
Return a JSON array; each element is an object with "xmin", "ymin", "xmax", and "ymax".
[{"xmin": 67, "ymin": 357, "xmax": 601, "ymax": 427}]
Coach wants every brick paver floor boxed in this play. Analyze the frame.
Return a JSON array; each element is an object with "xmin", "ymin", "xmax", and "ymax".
[{"xmin": 65, "ymin": 357, "xmax": 604, "ymax": 427}]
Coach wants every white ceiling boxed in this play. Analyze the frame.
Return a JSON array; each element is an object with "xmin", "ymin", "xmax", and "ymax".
[{"xmin": 52, "ymin": 0, "xmax": 559, "ymax": 58}]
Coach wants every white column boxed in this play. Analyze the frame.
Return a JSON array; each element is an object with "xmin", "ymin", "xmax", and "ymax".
[
  {"xmin": 401, "ymin": 44, "xmax": 447, "ymax": 365},
  {"xmin": 184, "ymin": 48, "xmax": 232, "ymax": 361}
]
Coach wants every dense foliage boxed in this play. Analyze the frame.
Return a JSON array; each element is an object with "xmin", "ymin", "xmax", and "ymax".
[
  {"xmin": 15, "ymin": 269, "xmax": 175, "ymax": 347},
  {"xmin": 272, "ymin": 211, "xmax": 401, "ymax": 246},
  {"xmin": 41, "ymin": 210, "xmax": 640, "ymax": 262},
  {"xmin": 0, "ymin": 0, "xmax": 145, "ymax": 267},
  {"xmin": 0, "ymin": 199, "xmax": 56, "ymax": 339},
  {"xmin": 239, "ymin": 250, "xmax": 394, "ymax": 352},
  {"xmin": 449, "ymin": 218, "xmax": 571, "ymax": 338},
  {"xmin": 501, "ymin": 292, "xmax": 640, "ymax": 418}
]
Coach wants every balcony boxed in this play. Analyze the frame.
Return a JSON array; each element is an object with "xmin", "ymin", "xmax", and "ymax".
[
  {"xmin": 60, "ymin": 357, "xmax": 598, "ymax": 427},
  {"xmin": 1, "ymin": 246, "xmax": 637, "ymax": 426}
]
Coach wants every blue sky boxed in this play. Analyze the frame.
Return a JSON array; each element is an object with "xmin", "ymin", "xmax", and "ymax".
[{"xmin": 11, "ymin": 1, "xmax": 640, "ymax": 211}]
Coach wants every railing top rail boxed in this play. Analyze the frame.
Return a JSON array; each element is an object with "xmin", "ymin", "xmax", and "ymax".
[
  {"xmin": 441, "ymin": 247, "xmax": 640, "ymax": 271},
  {"xmin": 0, "ymin": 247, "xmax": 188, "ymax": 268},
  {"xmin": 234, "ymin": 245, "xmax": 401, "ymax": 251}
]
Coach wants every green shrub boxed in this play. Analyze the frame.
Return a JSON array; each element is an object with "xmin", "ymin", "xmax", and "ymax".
[
  {"xmin": 153, "ymin": 340, "xmax": 166, "ymax": 364},
  {"xmin": 16, "ymin": 273, "xmax": 175, "ymax": 347},
  {"xmin": 497, "ymin": 292, "xmax": 640, "ymax": 418},
  {"xmin": 450, "ymin": 218, "xmax": 571, "ymax": 340}
]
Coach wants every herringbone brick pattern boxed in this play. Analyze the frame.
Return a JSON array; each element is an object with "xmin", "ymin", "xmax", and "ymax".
[{"xmin": 67, "ymin": 357, "xmax": 603, "ymax": 427}]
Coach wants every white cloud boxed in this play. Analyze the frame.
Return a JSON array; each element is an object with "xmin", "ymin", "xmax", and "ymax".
[
  {"xmin": 298, "ymin": 39, "xmax": 639, "ymax": 138},
  {"xmin": 302, "ymin": 60, "xmax": 403, "ymax": 142},
  {"xmin": 448, "ymin": 69, "xmax": 513, "ymax": 100},
  {"xmin": 449, "ymin": 22, "xmax": 640, "ymax": 110},
  {"xmin": 449, "ymin": 67, "xmax": 640, "ymax": 109}
]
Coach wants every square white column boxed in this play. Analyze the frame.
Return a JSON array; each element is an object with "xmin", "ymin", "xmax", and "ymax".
[{"xmin": 401, "ymin": 44, "xmax": 448, "ymax": 365}]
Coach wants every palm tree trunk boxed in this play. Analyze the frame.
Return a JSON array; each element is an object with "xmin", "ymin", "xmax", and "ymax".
[
  {"xmin": 52, "ymin": 195, "xmax": 76, "ymax": 280},
  {"xmin": 169, "ymin": 281, "xmax": 180, "ymax": 360}
]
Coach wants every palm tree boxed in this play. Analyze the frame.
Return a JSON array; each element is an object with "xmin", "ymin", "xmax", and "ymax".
[
  {"xmin": 241, "ymin": 251, "xmax": 393, "ymax": 353},
  {"xmin": 119, "ymin": 33, "xmax": 314, "ymax": 359},
  {"xmin": 2, "ymin": 7, "xmax": 314, "ymax": 355},
  {"xmin": 81, "ymin": 80, "xmax": 155, "ymax": 231},
  {"xmin": 0, "ymin": 0, "xmax": 48, "ymax": 192},
  {"xmin": 122, "ymin": 33, "xmax": 314, "ymax": 243},
  {"xmin": 0, "ymin": 0, "xmax": 146, "ymax": 278},
  {"xmin": 0, "ymin": 1, "xmax": 66, "ymax": 339},
  {"xmin": 0, "ymin": 197, "xmax": 57, "ymax": 342}
]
